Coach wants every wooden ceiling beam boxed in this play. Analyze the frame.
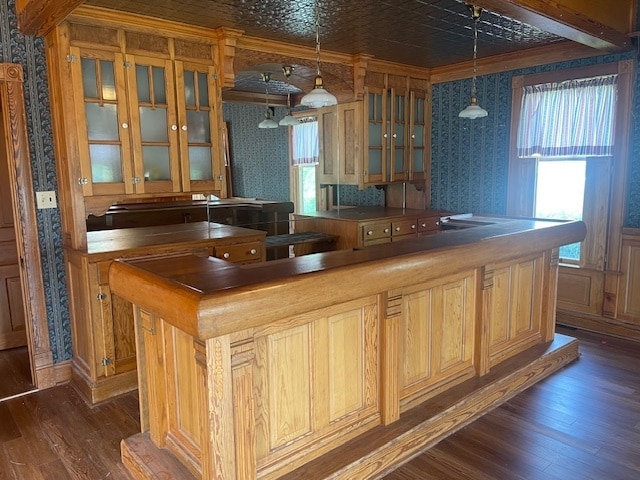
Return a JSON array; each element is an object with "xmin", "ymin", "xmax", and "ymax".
[
  {"xmin": 473, "ymin": 0, "xmax": 634, "ymax": 51},
  {"xmin": 16, "ymin": 0, "xmax": 84, "ymax": 36}
]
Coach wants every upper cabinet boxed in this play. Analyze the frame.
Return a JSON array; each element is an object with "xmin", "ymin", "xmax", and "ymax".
[
  {"xmin": 70, "ymin": 46, "xmax": 223, "ymax": 197},
  {"xmin": 317, "ymin": 73, "xmax": 430, "ymax": 190},
  {"xmin": 317, "ymin": 101, "xmax": 363, "ymax": 185}
]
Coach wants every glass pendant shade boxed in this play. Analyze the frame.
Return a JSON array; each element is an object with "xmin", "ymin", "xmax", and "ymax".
[
  {"xmin": 279, "ymin": 114, "xmax": 300, "ymax": 126},
  {"xmin": 259, "ymin": 113, "xmax": 279, "ymax": 129},
  {"xmin": 459, "ymin": 97, "xmax": 488, "ymax": 119},
  {"xmin": 301, "ymin": 75, "xmax": 337, "ymax": 108}
]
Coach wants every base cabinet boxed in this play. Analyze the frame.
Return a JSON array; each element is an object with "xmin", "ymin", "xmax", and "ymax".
[{"xmin": 66, "ymin": 227, "xmax": 265, "ymax": 403}]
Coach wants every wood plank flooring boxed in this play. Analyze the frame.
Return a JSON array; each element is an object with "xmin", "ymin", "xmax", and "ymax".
[
  {"xmin": 0, "ymin": 326, "xmax": 638, "ymax": 479},
  {"xmin": 0, "ymin": 347, "xmax": 35, "ymax": 400}
]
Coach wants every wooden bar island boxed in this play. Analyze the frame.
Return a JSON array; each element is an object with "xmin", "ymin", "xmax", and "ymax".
[{"xmin": 109, "ymin": 216, "xmax": 586, "ymax": 480}]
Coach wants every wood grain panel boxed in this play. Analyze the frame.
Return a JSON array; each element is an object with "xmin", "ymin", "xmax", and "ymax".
[
  {"xmin": 619, "ymin": 237, "xmax": 640, "ymax": 320},
  {"xmin": 267, "ymin": 324, "xmax": 312, "ymax": 450},
  {"xmin": 488, "ymin": 256, "xmax": 543, "ymax": 366},
  {"xmin": 328, "ymin": 309, "xmax": 364, "ymax": 421},
  {"xmin": 400, "ymin": 271, "xmax": 476, "ymax": 409}
]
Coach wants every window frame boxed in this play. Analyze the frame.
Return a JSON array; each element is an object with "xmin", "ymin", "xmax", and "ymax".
[{"xmin": 507, "ymin": 61, "xmax": 634, "ymax": 276}]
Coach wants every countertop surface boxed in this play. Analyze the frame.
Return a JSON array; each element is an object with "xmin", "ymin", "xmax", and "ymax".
[
  {"xmin": 294, "ymin": 207, "xmax": 448, "ymax": 222},
  {"xmin": 83, "ymin": 221, "xmax": 266, "ymax": 257}
]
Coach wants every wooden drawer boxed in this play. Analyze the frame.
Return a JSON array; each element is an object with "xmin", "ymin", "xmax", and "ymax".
[
  {"xmin": 213, "ymin": 241, "xmax": 263, "ymax": 264},
  {"xmin": 418, "ymin": 216, "xmax": 440, "ymax": 235},
  {"xmin": 361, "ymin": 221, "xmax": 391, "ymax": 246},
  {"xmin": 391, "ymin": 218, "xmax": 418, "ymax": 240}
]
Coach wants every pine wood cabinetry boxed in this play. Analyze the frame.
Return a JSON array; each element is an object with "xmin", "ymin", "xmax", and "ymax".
[
  {"xmin": 110, "ymin": 217, "xmax": 585, "ymax": 479},
  {"xmin": 317, "ymin": 102, "xmax": 363, "ymax": 185},
  {"xmin": 66, "ymin": 222, "xmax": 265, "ymax": 404},
  {"xmin": 316, "ymin": 76, "xmax": 430, "ymax": 189},
  {"xmin": 294, "ymin": 207, "xmax": 443, "ymax": 250},
  {"xmin": 68, "ymin": 42, "xmax": 223, "ymax": 198}
]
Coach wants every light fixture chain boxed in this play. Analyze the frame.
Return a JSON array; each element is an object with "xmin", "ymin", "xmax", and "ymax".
[
  {"xmin": 471, "ymin": 14, "xmax": 478, "ymax": 97},
  {"xmin": 314, "ymin": 0, "xmax": 321, "ymax": 76}
]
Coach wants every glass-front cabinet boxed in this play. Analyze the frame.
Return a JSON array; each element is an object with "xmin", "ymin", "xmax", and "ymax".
[
  {"xmin": 408, "ymin": 91, "xmax": 429, "ymax": 182},
  {"xmin": 363, "ymin": 88, "xmax": 410, "ymax": 185},
  {"xmin": 71, "ymin": 46, "xmax": 222, "ymax": 197}
]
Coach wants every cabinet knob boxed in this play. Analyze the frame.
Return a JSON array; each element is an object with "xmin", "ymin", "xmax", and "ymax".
[
  {"xmin": 411, "ymin": 134, "xmax": 415, "ymax": 139},
  {"xmin": 383, "ymin": 133, "xmax": 388, "ymax": 138},
  {"xmin": 395, "ymin": 227, "xmax": 400, "ymax": 232},
  {"xmin": 171, "ymin": 124, "xmax": 178, "ymax": 131},
  {"xmin": 78, "ymin": 177, "xmax": 89, "ymax": 185},
  {"xmin": 392, "ymin": 133, "xmax": 397, "ymax": 138},
  {"xmin": 367, "ymin": 230, "xmax": 373, "ymax": 236},
  {"xmin": 223, "ymin": 252, "xmax": 230, "ymax": 259},
  {"xmin": 122, "ymin": 122, "xmax": 128, "ymax": 129},
  {"xmin": 411, "ymin": 224, "xmax": 416, "ymax": 229},
  {"xmin": 421, "ymin": 223, "xmax": 427, "ymax": 228},
  {"xmin": 250, "ymin": 248, "xmax": 257, "ymax": 255},
  {"xmin": 181, "ymin": 125, "xmax": 188, "ymax": 131},
  {"xmin": 132, "ymin": 177, "xmax": 141, "ymax": 184},
  {"xmin": 97, "ymin": 292, "xmax": 107, "ymax": 301},
  {"xmin": 384, "ymin": 228, "xmax": 390, "ymax": 233}
]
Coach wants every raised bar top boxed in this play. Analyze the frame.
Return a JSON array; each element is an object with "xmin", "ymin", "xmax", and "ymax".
[
  {"xmin": 109, "ymin": 216, "xmax": 586, "ymax": 340},
  {"xmin": 295, "ymin": 207, "xmax": 446, "ymax": 222}
]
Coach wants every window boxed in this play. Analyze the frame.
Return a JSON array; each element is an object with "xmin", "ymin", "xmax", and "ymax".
[
  {"xmin": 533, "ymin": 157, "xmax": 586, "ymax": 262},
  {"xmin": 289, "ymin": 119, "xmax": 319, "ymax": 214},
  {"xmin": 508, "ymin": 65, "xmax": 624, "ymax": 271}
]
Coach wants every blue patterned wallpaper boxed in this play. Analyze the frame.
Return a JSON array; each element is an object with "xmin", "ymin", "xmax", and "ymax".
[
  {"xmin": 223, "ymin": 102, "xmax": 291, "ymax": 201},
  {"xmin": 432, "ymin": 51, "xmax": 640, "ymax": 227},
  {"xmin": 1, "ymin": 0, "xmax": 71, "ymax": 362}
]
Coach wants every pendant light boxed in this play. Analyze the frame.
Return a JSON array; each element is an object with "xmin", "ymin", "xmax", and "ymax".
[
  {"xmin": 279, "ymin": 65, "xmax": 300, "ymax": 126},
  {"xmin": 459, "ymin": 5, "xmax": 488, "ymax": 119},
  {"xmin": 258, "ymin": 72, "xmax": 278, "ymax": 129},
  {"xmin": 300, "ymin": 0, "xmax": 337, "ymax": 108}
]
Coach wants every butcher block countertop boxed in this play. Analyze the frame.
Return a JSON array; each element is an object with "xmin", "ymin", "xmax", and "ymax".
[{"xmin": 109, "ymin": 216, "xmax": 586, "ymax": 339}]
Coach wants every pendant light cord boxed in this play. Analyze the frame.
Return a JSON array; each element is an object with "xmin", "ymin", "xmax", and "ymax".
[{"xmin": 471, "ymin": 13, "xmax": 479, "ymax": 98}]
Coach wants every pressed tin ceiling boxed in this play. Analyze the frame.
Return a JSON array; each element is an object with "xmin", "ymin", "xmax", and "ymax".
[{"xmin": 84, "ymin": 0, "xmax": 565, "ymax": 94}]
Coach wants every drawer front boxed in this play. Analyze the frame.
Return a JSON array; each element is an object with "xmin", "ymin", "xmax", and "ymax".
[
  {"xmin": 214, "ymin": 241, "xmax": 263, "ymax": 264},
  {"xmin": 391, "ymin": 218, "xmax": 418, "ymax": 239},
  {"xmin": 361, "ymin": 222, "xmax": 391, "ymax": 245},
  {"xmin": 418, "ymin": 216, "xmax": 440, "ymax": 234}
]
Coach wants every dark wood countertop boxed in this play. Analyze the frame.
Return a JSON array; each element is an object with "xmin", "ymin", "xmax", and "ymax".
[
  {"xmin": 109, "ymin": 217, "xmax": 586, "ymax": 339},
  {"xmin": 77, "ymin": 222, "xmax": 265, "ymax": 260},
  {"xmin": 294, "ymin": 207, "xmax": 447, "ymax": 222}
]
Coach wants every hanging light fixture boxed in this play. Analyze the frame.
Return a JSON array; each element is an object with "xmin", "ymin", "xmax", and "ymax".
[
  {"xmin": 300, "ymin": 0, "xmax": 338, "ymax": 108},
  {"xmin": 279, "ymin": 65, "xmax": 301, "ymax": 126},
  {"xmin": 258, "ymin": 72, "xmax": 279, "ymax": 129},
  {"xmin": 459, "ymin": 5, "xmax": 488, "ymax": 119}
]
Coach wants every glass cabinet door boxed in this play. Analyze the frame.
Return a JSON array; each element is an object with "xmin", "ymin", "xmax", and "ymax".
[
  {"xmin": 72, "ymin": 47, "xmax": 133, "ymax": 195},
  {"xmin": 390, "ymin": 90, "xmax": 408, "ymax": 182},
  {"xmin": 409, "ymin": 92, "xmax": 429, "ymax": 181},
  {"xmin": 364, "ymin": 88, "xmax": 386, "ymax": 185},
  {"xmin": 126, "ymin": 54, "xmax": 180, "ymax": 194},
  {"xmin": 175, "ymin": 62, "xmax": 223, "ymax": 193}
]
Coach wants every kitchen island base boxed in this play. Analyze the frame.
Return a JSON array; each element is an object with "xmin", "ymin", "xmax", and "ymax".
[
  {"xmin": 110, "ymin": 217, "xmax": 586, "ymax": 480},
  {"xmin": 120, "ymin": 334, "xmax": 578, "ymax": 479}
]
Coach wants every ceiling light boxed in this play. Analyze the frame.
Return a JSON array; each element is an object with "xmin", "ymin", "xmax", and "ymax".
[
  {"xmin": 300, "ymin": 0, "xmax": 337, "ymax": 108},
  {"xmin": 459, "ymin": 5, "xmax": 488, "ymax": 119},
  {"xmin": 258, "ymin": 72, "xmax": 279, "ymax": 129},
  {"xmin": 280, "ymin": 66, "xmax": 300, "ymax": 126}
]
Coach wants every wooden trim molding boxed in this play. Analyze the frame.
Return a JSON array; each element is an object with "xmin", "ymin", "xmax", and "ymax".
[{"xmin": 0, "ymin": 63, "xmax": 55, "ymax": 389}]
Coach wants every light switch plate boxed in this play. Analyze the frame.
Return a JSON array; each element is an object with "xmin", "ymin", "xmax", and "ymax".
[{"xmin": 36, "ymin": 190, "xmax": 57, "ymax": 209}]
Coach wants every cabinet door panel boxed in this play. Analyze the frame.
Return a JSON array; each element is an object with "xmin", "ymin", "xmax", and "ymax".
[
  {"xmin": 126, "ymin": 54, "xmax": 180, "ymax": 194},
  {"xmin": 72, "ymin": 47, "xmax": 132, "ymax": 195},
  {"xmin": 175, "ymin": 62, "xmax": 223, "ymax": 193}
]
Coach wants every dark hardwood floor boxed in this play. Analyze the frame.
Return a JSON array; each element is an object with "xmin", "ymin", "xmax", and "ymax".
[
  {"xmin": 0, "ymin": 347, "xmax": 35, "ymax": 400},
  {"xmin": 0, "ymin": 327, "xmax": 638, "ymax": 479}
]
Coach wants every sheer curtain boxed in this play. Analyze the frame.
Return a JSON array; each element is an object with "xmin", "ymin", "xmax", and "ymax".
[
  {"xmin": 517, "ymin": 74, "xmax": 617, "ymax": 158},
  {"xmin": 291, "ymin": 120, "xmax": 318, "ymax": 165}
]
